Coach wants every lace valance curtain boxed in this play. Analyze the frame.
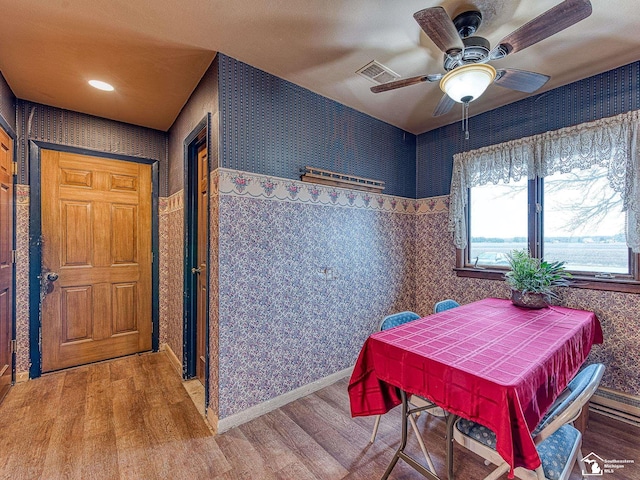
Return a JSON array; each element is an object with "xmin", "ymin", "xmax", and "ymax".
[{"xmin": 448, "ymin": 110, "xmax": 640, "ymax": 252}]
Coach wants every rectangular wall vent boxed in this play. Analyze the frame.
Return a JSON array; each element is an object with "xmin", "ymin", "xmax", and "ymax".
[{"xmin": 356, "ymin": 60, "xmax": 400, "ymax": 85}]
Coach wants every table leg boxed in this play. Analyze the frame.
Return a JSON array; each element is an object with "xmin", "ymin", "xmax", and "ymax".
[
  {"xmin": 380, "ymin": 390, "xmax": 442, "ymax": 480},
  {"xmin": 380, "ymin": 390, "xmax": 408, "ymax": 479},
  {"xmin": 446, "ymin": 413, "xmax": 458, "ymax": 480}
]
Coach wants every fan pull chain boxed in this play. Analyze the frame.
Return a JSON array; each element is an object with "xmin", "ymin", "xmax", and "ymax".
[{"xmin": 462, "ymin": 101, "xmax": 470, "ymax": 140}]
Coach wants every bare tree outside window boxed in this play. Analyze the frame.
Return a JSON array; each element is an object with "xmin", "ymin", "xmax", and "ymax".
[
  {"xmin": 544, "ymin": 165, "xmax": 627, "ymax": 273},
  {"xmin": 469, "ymin": 165, "xmax": 628, "ymax": 273}
]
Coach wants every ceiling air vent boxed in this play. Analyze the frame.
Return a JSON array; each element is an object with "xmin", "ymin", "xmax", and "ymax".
[{"xmin": 356, "ymin": 60, "xmax": 400, "ymax": 85}]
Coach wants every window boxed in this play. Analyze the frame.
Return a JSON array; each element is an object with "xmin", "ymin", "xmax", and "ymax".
[
  {"xmin": 469, "ymin": 179, "xmax": 527, "ymax": 268},
  {"xmin": 450, "ymin": 111, "xmax": 640, "ymax": 292},
  {"xmin": 467, "ymin": 167, "xmax": 635, "ymax": 281},
  {"xmin": 543, "ymin": 165, "xmax": 628, "ymax": 275}
]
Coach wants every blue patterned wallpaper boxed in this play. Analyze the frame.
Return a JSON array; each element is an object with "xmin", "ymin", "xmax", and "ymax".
[
  {"xmin": 218, "ymin": 54, "xmax": 416, "ymax": 198},
  {"xmin": 217, "ymin": 186, "xmax": 416, "ymax": 418},
  {"xmin": 417, "ymin": 60, "xmax": 640, "ymax": 197},
  {"xmin": 167, "ymin": 58, "xmax": 219, "ymax": 196},
  {"xmin": 16, "ymin": 100, "xmax": 168, "ymax": 194}
]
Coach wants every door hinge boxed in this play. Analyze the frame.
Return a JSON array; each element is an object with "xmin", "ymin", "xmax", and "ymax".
[
  {"xmin": 11, "ymin": 162, "xmax": 18, "ymax": 176},
  {"xmin": 11, "ymin": 339, "xmax": 16, "ymax": 354},
  {"xmin": 11, "ymin": 250, "xmax": 16, "ymax": 264}
]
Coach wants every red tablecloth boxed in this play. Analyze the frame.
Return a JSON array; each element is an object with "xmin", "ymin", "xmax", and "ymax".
[{"xmin": 348, "ymin": 297, "xmax": 603, "ymax": 474}]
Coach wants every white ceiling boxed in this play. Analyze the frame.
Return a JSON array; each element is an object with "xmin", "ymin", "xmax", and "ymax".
[{"xmin": 1, "ymin": 0, "xmax": 639, "ymax": 133}]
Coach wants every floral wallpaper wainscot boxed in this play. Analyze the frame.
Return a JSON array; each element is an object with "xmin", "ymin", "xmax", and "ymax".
[
  {"xmin": 15, "ymin": 185, "xmax": 30, "ymax": 374},
  {"xmin": 209, "ymin": 170, "xmax": 221, "ymax": 421},
  {"xmin": 159, "ymin": 191, "xmax": 185, "ymax": 364},
  {"xmin": 216, "ymin": 168, "xmax": 417, "ymax": 418}
]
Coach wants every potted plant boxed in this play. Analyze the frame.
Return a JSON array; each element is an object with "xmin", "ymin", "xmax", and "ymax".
[{"xmin": 505, "ymin": 249, "xmax": 571, "ymax": 308}]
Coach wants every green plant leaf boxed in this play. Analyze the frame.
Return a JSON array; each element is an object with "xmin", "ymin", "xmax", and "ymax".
[{"xmin": 504, "ymin": 249, "xmax": 571, "ymax": 297}]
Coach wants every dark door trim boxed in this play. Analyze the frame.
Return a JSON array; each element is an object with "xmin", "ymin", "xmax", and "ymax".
[
  {"xmin": 28, "ymin": 140, "xmax": 160, "ymax": 379},
  {"xmin": 0, "ymin": 117, "xmax": 17, "ymax": 394},
  {"xmin": 182, "ymin": 115, "xmax": 210, "ymax": 403}
]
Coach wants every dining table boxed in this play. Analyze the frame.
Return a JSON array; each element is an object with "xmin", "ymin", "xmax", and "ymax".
[{"xmin": 348, "ymin": 297, "xmax": 603, "ymax": 479}]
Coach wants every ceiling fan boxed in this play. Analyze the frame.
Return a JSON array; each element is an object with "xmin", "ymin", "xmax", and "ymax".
[{"xmin": 371, "ymin": 0, "xmax": 593, "ymax": 117}]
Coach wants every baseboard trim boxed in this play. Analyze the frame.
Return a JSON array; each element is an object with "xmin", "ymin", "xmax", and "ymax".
[
  {"xmin": 160, "ymin": 343, "xmax": 182, "ymax": 376},
  {"xmin": 15, "ymin": 371, "xmax": 29, "ymax": 383},
  {"xmin": 217, "ymin": 366, "xmax": 354, "ymax": 433},
  {"xmin": 591, "ymin": 387, "xmax": 640, "ymax": 427},
  {"xmin": 206, "ymin": 407, "xmax": 219, "ymax": 434}
]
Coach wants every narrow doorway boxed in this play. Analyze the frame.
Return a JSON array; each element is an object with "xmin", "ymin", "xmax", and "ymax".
[
  {"xmin": 183, "ymin": 120, "xmax": 209, "ymax": 403},
  {"xmin": 0, "ymin": 125, "xmax": 14, "ymax": 402}
]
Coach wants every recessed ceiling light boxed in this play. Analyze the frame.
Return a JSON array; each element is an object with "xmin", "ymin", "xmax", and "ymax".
[{"xmin": 88, "ymin": 80, "xmax": 114, "ymax": 91}]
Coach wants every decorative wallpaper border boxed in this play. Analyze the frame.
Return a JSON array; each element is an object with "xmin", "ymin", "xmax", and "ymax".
[
  {"xmin": 217, "ymin": 167, "xmax": 449, "ymax": 214},
  {"xmin": 159, "ymin": 190, "xmax": 184, "ymax": 214},
  {"xmin": 16, "ymin": 184, "xmax": 29, "ymax": 205},
  {"xmin": 416, "ymin": 195, "xmax": 449, "ymax": 215},
  {"xmin": 211, "ymin": 169, "xmax": 219, "ymax": 197}
]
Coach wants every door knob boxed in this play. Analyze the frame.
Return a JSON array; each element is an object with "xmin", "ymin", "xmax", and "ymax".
[
  {"xmin": 191, "ymin": 267, "xmax": 202, "ymax": 274},
  {"xmin": 46, "ymin": 272, "xmax": 59, "ymax": 282}
]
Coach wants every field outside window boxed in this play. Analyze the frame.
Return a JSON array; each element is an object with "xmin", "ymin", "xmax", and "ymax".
[
  {"xmin": 544, "ymin": 165, "xmax": 627, "ymax": 274},
  {"xmin": 468, "ymin": 166, "xmax": 630, "ymax": 276},
  {"xmin": 469, "ymin": 179, "xmax": 527, "ymax": 267}
]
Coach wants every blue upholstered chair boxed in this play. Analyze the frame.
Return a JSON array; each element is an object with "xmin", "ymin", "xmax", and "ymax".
[
  {"xmin": 369, "ymin": 311, "xmax": 437, "ymax": 474},
  {"xmin": 453, "ymin": 363, "xmax": 605, "ymax": 480},
  {"xmin": 434, "ymin": 299, "xmax": 460, "ymax": 313},
  {"xmin": 379, "ymin": 310, "xmax": 420, "ymax": 330}
]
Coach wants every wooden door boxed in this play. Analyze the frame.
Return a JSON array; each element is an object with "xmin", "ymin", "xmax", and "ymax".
[
  {"xmin": 41, "ymin": 150, "xmax": 152, "ymax": 372},
  {"xmin": 0, "ymin": 127, "xmax": 14, "ymax": 401},
  {"xmin": 195, "ymin": 144, "xmax": 208, "ymax": 384}
]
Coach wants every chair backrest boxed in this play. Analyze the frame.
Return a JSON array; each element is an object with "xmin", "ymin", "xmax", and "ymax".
[
  {"xmin": 434, "ymin": 299, "xmax": 460, "ymax": 313},
  {"xmin": 533, "ymin": 363, "xmax": 605, "ymax": 443},
  {"xmin": 379, "ymin": 311, "xmax": 420, "ymax": 331}
]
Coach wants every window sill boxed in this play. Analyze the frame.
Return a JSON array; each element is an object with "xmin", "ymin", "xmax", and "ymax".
[{"xmin": 454, "ymin": 267, "xmax": 640, "ymax": 294}]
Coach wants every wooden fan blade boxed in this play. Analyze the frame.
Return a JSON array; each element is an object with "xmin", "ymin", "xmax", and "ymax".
[
  {"xmin": 495, "ymin": 0, "xmax": 592, "ymax": 56},
  {"xmin": 433, "ymin": 94, "xmax": 456, "ymax": 117},
  {"xmin": 494, "ymin": 69, "xmax": 550, "ymax": 93},
  {"xmin": 370, "ymin": 74, "xmax": 442, "ymax": 93},
  {"xmin": 414, "ymin": 7, "xmax": 464, "ymax": 54}
]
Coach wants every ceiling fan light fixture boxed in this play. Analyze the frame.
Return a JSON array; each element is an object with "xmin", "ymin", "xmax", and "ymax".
[{"xmin": 439, "ymin": 63, "xmax": 496, "ymax": 103}]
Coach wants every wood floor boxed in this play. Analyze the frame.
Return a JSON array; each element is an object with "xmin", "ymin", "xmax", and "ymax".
[{"xmin": 1, "ymin": 352, "xmax": 638, "ymax": 480}]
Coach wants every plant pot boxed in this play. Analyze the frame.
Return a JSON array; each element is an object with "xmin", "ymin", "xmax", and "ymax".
[{"xmin": 510, "ymin": 290, "xmax": 548, "ymax": 309}]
